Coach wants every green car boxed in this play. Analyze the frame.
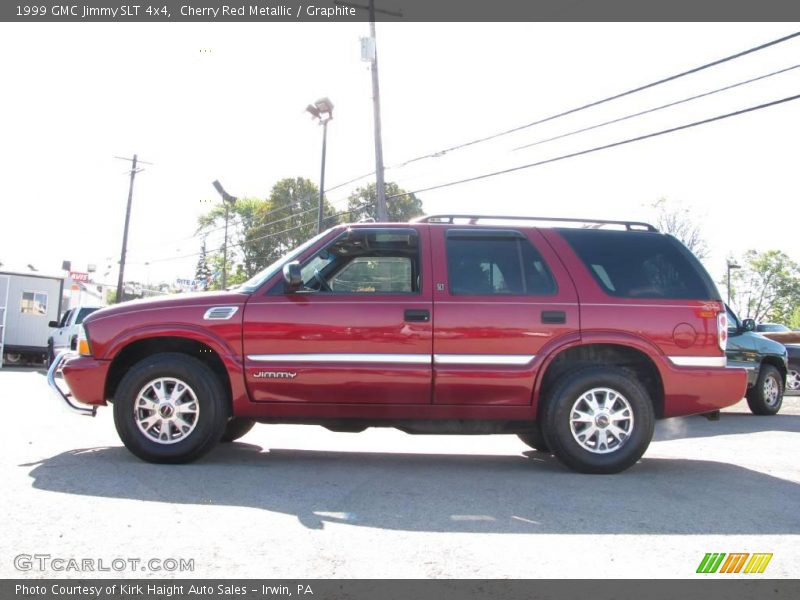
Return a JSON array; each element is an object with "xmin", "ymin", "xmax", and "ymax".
[{"xmin": 726, "ymin": 305, "xmax": 788, "ymax": 415}]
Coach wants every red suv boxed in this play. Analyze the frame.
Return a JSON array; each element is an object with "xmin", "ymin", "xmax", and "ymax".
[{"xmin": 48, "ymin": 216, "xmax": 747, "ymax": 473}]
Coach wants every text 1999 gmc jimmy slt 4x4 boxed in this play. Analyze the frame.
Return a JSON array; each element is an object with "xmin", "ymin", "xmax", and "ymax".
[{"xmin": 48, "ymin": 215, "xmax": 749, "ymax": 474}]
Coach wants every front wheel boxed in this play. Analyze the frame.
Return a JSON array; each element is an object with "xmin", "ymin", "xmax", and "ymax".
[
  {"xmin": 221, "ymin": 418, "xmax": 256, "ymax": 442},
  {"xmin": 541, "ymin": 366, "xmax": 654, "ymax": 474},
  {"xmin": 784, "ymin": 367, "xmax": 799, "ymax": 394},
  {"xmin": 746, "ymin": 364, "xmax": 783, "ymax": 415},
  {"xmin": 113, "ymin": 353, "xmax": 229, "ymax": 463}
]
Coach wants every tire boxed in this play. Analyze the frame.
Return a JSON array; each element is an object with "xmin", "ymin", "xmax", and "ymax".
[
  {"xmin": 785, "ymin": 367, "xmax": 800, "ymax": 394},
  {"xmin": 4, "ymin": 352, "xmax": 22, "ymax": 365},
  {"xmin": 113, "ymin": 353, "xmax": 229, "ymax": 463},
  {"xmin": 540, "ymin": 366, "xmax": 654, "ymax": 474},
  {"xmin": 221, "ymin": 418, "xmax": 256, "ymax": 442},
  {"xmin": 46, "ymin": 341, "xmax": 55, "ymax": 367},
  {"xmin": 746, "ymin": 364, "xmax": 783, "ymax": 415},
  {"xmin": 518, "ymin": 425, "xmax": 550, "ymax": 453}
]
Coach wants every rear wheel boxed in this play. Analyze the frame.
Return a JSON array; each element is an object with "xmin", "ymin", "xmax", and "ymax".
[
  {"xmin": 221, "ymin": 418, "xmax": 256, "ymax": 442},
  {"xmin": 746, "ymin": 364, "xmax": 783, "ymax": 415},
  {"xmin": 517, "ymin": 424, "xmax": 549, "ymax": 453},
  {"xmin": 4, "ymin": 352, "xmax": 22, "ymax": 365},
  {"xmin": 541, "ymin": 366, "xmax": 654, "ymax": 474},
  {"xmin": 113, "ymin": 353, "xmax": 229, "ymax": 463}
]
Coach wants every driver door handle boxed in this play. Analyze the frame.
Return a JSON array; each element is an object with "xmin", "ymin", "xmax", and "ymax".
[{"xmin": 404, "ymin": 309, "xmax": 430, "ymax": 322}]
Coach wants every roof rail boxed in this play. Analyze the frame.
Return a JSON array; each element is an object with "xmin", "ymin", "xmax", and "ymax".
[{"xmin": 415, "ymin": 214, "xmax": 658, "ymax": 232}]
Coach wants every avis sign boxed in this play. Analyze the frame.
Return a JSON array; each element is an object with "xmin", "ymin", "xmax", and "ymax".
[{"xmin": 69, "ymin": 272, "xmax": 89, "ymax": 282}]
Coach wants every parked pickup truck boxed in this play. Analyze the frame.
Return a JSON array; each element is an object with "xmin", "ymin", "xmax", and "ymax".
[
  {"xmin": 48, "ymin": 215, "xmax": 748, "ymax": 474},
  {"xmin": 47, "ymin": 306, "xmax": 101, "ymax": 365}
]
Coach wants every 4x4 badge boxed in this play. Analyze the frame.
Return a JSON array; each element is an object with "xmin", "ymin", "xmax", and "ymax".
[{"xmin": 253, "ymin": 371, "xmax": 297, "ymax": 379}]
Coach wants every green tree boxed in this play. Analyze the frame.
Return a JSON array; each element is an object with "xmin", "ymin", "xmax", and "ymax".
[
  {"xmin": 194, "ymin": 239, "xmax": 212, "ymax": 290},
  {"xmin": 729, "ymin": 249, "xmax": 800, "ymax": 323},
  {"xmin": 347, "ymin": 182, "xmax": 424, "ymax": 223},
  {"xmin": 197, "ymin": 177, "xmax": 339, "ymax": 284},
  {"xmin": 650, "ymin": 197, "xmax": 708, "ymax": 260}
]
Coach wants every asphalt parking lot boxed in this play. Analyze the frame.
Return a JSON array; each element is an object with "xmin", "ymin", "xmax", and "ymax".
[{"xmin": 1, "ymin": 366, "xmax": 799, "ymax": 579}]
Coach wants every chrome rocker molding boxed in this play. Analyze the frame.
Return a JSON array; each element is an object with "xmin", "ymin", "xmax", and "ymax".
[
  {"xmin": 247, "ymin": 353, "xmax": 536, "ymax": 366},
  {"xmin": 46, "ymin": 351, "xmax": 97, "ymax": 417},
  {"xmin": 434, "ymin": 354, "xmax": 535, "ymax": 366},
  {"xmin": 247, "ymin": 353, "xmax": 430, "ymax": 364},
  {"xmin": 668, "ymin": 356, "xmax": 727, "ymax": 368}
]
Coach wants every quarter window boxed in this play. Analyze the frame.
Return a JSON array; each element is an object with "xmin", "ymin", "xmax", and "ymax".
[{"xmin": 559, "ymin": 228, "xmax": 716, "ymax": 300}]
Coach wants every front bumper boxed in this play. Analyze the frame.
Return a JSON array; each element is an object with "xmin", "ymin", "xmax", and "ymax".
[
  {"xmin": 47, "ymin": 352, "xmax": 96, "ymax": 416},
  {"xmin": 47, "ymin": 352, "xmax": 110, "ymax": 416}
]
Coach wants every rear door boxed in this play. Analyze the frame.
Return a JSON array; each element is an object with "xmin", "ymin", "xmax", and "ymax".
[
  {"xmin": 431, "ymin": 227, "xmax": 579, "ymax": 405},
  {"xmin": 242, "ymin": 226, "xmax": 433, "ymax": 404}
]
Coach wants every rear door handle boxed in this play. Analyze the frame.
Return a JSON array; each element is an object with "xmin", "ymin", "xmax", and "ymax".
[
  {"xmin": 541, "ymin": 310, "xmax": 566, "ymax": 324},
  {"xmin": 404, "ymin": 309, "xmax": 430, "ymax": 322}
]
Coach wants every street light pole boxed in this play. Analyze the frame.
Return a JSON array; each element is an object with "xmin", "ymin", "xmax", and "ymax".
[
  {"xmin": 306, "ymin": 98, "xmax": 334, "ymax": 234},
  {"xmin": 727, "ymin": 260, "xmax": 741, "ymax": 306},
  {"xmin": 212, "ymin": 180, "xmax": 237, "ymax": 290},
  {"xmin": 318, "ymin": 119, "xmax": 329, "ymax": 233},
  {"xmin": 223, "ymin": 202, "xmax": 230, "ymax": 289}
]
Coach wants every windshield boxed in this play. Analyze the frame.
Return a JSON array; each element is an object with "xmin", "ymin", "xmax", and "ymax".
[
  {"xmin": 757, "ymin": 323, "xmax": 790, "ymax": 332},
  {"xmin": 75, "ymin": 307, "xmax": 99, "ymax": 324},
  {"xmin": 236, "ymin": 230, "xmax": 331, "ymax": 293}
]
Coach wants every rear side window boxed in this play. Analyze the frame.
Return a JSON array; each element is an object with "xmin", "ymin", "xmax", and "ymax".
[
  {"xmin": 558, "ymin": 229, "xmax": 718, "ymax": 300},
  {"xmin": 446, "ymin": 231, "xmax": 556, "ymax": 296}
]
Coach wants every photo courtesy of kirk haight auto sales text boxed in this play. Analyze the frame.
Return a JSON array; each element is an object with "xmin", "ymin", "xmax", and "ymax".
[{"xmin": 15, "ymin": 584, "xmax": 315, "ymax": 597}]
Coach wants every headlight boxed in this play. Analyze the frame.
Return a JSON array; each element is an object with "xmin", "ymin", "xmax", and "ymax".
[{"xmin": 77, "ymin": 325, "xmax": 92, "ymax": 356}]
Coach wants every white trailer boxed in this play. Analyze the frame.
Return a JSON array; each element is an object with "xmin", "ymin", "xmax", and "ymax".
[{"xmin": 0, "ymin": 271, "xmax": 63, "ymax": 367}]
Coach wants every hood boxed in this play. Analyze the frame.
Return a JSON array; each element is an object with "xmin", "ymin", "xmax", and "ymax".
[{"xmin": 83, "ymin": 290, "xmax": 250, "ymax": 324}]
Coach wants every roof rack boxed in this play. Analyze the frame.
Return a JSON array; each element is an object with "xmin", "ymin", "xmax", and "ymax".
[{"xmin": 415, "ymin": 214, "xmax": 658, "ymax": 232}]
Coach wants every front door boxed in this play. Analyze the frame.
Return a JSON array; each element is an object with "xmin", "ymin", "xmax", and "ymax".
[
  {"xmin": 725, "ymin": 307, "xmax": 760, "ymax": 386},
  {"xmin": 242, "ymin": 226, "xmax": 433, "ymax": 404}
]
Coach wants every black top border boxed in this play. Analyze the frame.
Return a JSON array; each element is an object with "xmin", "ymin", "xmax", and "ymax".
[{"xmin": 3, "ymin": 0, "xmax": 800, "ymax": 22}]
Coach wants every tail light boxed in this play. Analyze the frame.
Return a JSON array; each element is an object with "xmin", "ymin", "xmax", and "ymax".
[{"xmin": 717, "ymin": 311, "xmax": 728, "ymax": 352}]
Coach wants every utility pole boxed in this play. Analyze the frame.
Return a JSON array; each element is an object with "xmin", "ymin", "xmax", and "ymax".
[
  {"xmin": 114, "ymin": 154, "xmax": 148, "ymax": 304},
  {"xmin": 368, "ymin": 0, "xmax": 389, "ymax": 222}
]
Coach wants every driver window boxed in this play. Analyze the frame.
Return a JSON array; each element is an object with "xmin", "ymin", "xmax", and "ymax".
[{"xmin": 294, "ymin": 228, "xmax": 420, "ymax": 295}]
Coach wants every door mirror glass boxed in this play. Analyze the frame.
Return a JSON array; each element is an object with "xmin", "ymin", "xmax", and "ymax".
[
  {"xmin": 282, "ymin": 261, "xmax": 302, "ymax": 291},
  {"xmin": 742, "ymin": 318, "xmax": 756, "ymax": 332}
]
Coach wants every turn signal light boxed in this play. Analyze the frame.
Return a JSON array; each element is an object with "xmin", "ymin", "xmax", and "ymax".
[{"xmin": 78, "ymin": 326, "xmax": 92, "ymax": 356}]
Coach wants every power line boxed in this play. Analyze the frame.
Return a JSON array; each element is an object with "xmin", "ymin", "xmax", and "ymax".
[
  {"xmin": 325, "ymin": 29, "xmax": 800, "ymax": 189},
  {"xmin": 143, "ymin": 202, "xmax": 375, "ymax": 265},
  {"xmin": 514, "ymin": 63, "xmax": 800, "ymax": 151},
  {"xmin": 386, "ymin": 93, "xmax": 800, "ymax": 200}
]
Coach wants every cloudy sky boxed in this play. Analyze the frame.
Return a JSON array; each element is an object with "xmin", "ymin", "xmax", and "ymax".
[{"xmin": 0, "ymin": 22, "xmax": 798, "ymax": 287}]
